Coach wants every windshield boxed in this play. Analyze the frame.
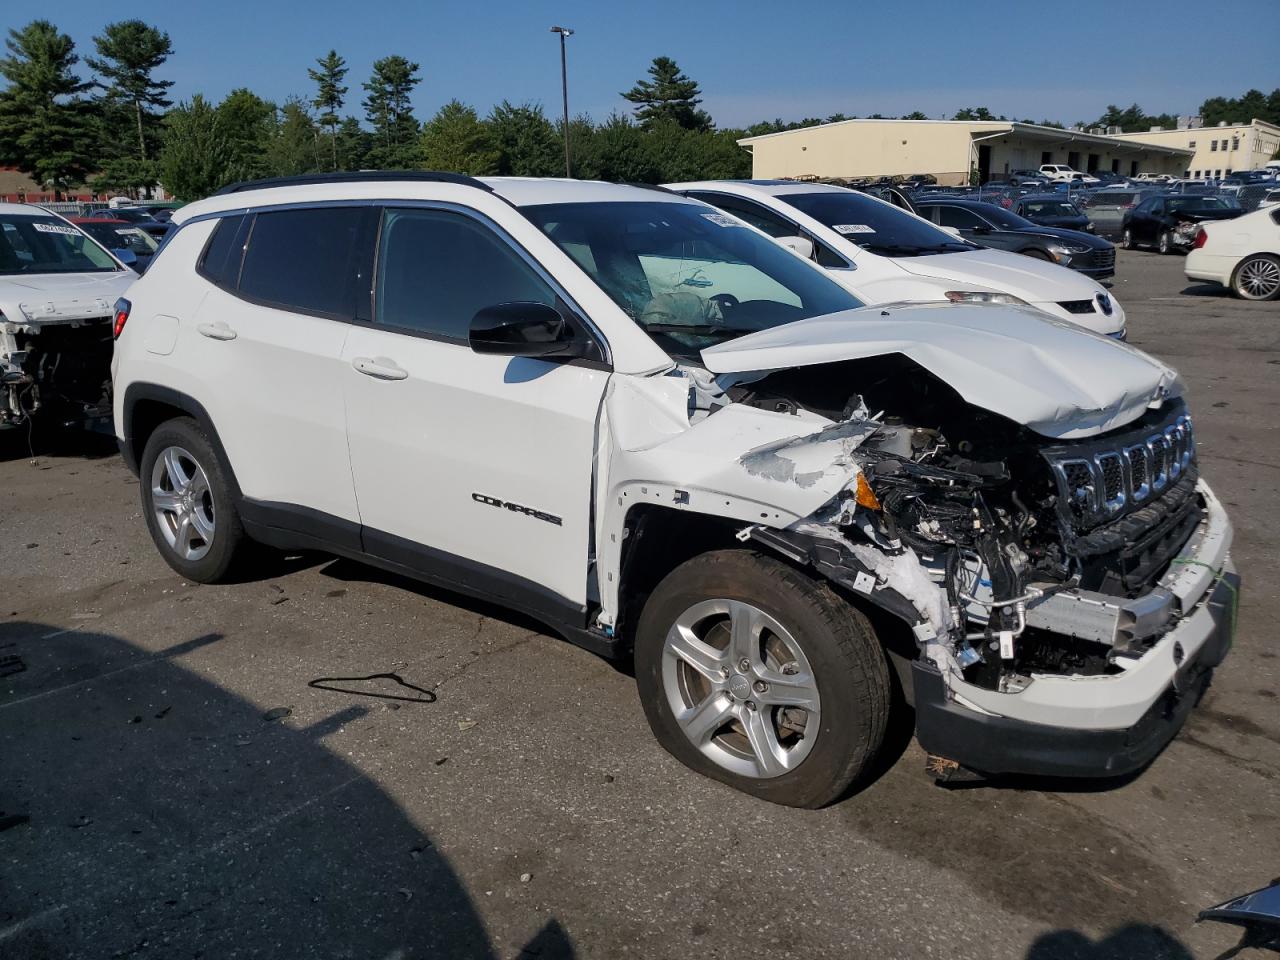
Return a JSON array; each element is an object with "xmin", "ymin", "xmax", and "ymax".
[
  {"xmin": 782, "ymin": 191, "xmax": 974, "ymax": 256},
  {"xmin": 1021, "ymin": 200, "xmax": 1081, "ymax": 218},
  {"xmin": 1168, "ymin": 197, "xmax": 1238, "ymax": 213},
  {"xmin": 0, "ymin": 214, "xmax": 121, "ymax": 275},
  {"xmin": 522, "ymin": 200, "xmax": 861, "ymax": 357},
  {"xmin": 77, "ymin": 221, "xmax": 159, "ymax": 254}
]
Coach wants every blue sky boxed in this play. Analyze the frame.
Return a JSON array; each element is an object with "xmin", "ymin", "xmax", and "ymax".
[{"xmin": 6, "ymin": 0, "xmax": 1278, "ymax": 128}]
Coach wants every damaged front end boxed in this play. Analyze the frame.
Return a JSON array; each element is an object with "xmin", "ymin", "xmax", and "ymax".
[
  {"xmin": 599, "ymin": 330, "xmax": 1236, "ymax": 781},
  {"xmin": 1, "ymin": 310, "xmax": 116, "ymax": 432}
]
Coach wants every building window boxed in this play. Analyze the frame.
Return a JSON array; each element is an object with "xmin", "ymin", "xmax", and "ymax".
[
  {"xmin": 1221, "ymin": 139, "xmax": 1229, "ymax": 150},
  {"xmin": 1215, "ymin": 169, "xmax": 1222, "ymax": 178},
  {"xmin": 1210, "ymin": 141, "xmax": 1218, "ymax": 151},
  {"xmin": 1231, "ymin": 137, "xmax": 1239, "ymax": 150},
  {"xmin": 1189, "ymin": 140, "xmax": 1196, "ymax": 148}
]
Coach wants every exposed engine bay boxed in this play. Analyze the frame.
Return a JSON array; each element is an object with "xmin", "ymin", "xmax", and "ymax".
[
  {"xmin": 718, "ymin": 354, "xmax": 1204, "ymax": 693},
  {"xmin": 1, "ymin": 318, "xmax": 115, "ymax": 431}
]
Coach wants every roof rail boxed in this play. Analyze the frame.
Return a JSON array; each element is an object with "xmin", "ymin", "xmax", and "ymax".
[{"xmin": 213, "ymin": 170, "xmax": 493, "ymax": 196}]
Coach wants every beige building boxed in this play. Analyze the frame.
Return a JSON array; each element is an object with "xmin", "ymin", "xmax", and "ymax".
[
  {"xmin": 1110, "ymin": 119, "xmax": 1280, "ymax": 180},
  {"xmin": 737, "ymin": 119, "xmax": 1192, "ymax": 185}
]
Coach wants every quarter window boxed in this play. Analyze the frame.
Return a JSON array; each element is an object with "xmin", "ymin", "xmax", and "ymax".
[
  {"xmin": 935, "ymin": 205, "xmax": 987, "ymax": 230},
  {"xmin": 237, "ymin": 207, "xmax": 369, "ymax": 317},
  {"xmin": 374, "ymin": 208, "xmax": 555, "ymax": 341},
  {"xmin": 197, "ymin": 214, "xmax": 249, "ymax": 288}
]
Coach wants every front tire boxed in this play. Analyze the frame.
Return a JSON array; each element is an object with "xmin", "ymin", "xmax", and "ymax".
[
  {"xmin": 140, "ymin": 417, "xmax": 250, "ymax": 583},
  {"xmin": 635, "ymin": 550, "xmax": 890, "ymax": 808},
  {"xmin": 1121, "ymin": 227, "xmax": 1135, "ymax": 250},
  {"xmin": 1232, "ymin": 254, "xmax": 1280, "ymax": 301},
  {"xmin": 1158, "ymin": 230, "xmax": 1173, "ymax": 255}
]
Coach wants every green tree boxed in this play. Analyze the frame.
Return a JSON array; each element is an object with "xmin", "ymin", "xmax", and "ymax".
[
  {"xmin": 158, "ymin": 95, "xmax": 231, "ymax": 200},
  {"xmin": 622, "ymin": 56, "xmax": 713, "ymax": 131},
  {"xmin": 952, "ymin": 106, "xmax": 1003, "ymax": 121},
  {"xmin": 217, "ymin": 88, "xmax": 275, "ymax": 182},
  {"xmin": 335, "ymin": 115, "xmax": 370, "ymax": 170},
  {"xmin": 362, "ymin": 54, "xmax": 420, "ymax": 167},
  {"xmin": 419, "ymin": 100, "xmax": 498, "ymax": 174},
  {"xmin": 308, "ymin": 49, "xmax": 347, "ymax": 169},
  {"xmin": 0, "ymin": 21, "xmax": 94, "ymax": 194},
  {"xmin": 86, "ymin": 20, "xmax": 174, "ymax": 162},
  {"xmin": 901, "ymin": 111, "xmax": 929, "ymax": 120},
  {"xmin": 265, "ymin": 97, "xmax": 321, "ymax": 176},
  {"xmin": 90, "ymin": 156, "xmax": 158, "ymax": 197},
  {"xmin": 572, "ymin": 112, "xmax": 655, "ymax": 182},
  {"xmin": 487, "ymin": 101, "xmax": 560, "ymax": 176}
]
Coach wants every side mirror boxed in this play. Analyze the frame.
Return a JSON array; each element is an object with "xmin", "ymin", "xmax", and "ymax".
[
  {"xmin": 939, "ymin": 225, "xmax": 963, "ymax": 238},
  {"xmin": 468, "ymin": 301, "xmax": 590, "ymax": 360},
  {"xmin": 778, "ymin": 235, "xmax": 815, "ymax": 259},
  {"xmin": 971, "ymin": 225, "xmax": 991, "ymax": 235},
  {"xmin": 114, "ymin": 248, "xmax": 138, "ymax": 266}
]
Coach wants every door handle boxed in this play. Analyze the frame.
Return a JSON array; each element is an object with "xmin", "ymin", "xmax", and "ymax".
[
  {"xmin": 196, "ymin": 321, "xmax": 237, "ymax": 341},
  {"xmin": 352, "ymin": 356, "xmax": 408, "ymax": 381}
]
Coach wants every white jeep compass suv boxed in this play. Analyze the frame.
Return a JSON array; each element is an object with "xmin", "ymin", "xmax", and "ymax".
[{"xmin": 112, "ymin": 173, "xmax": 1237, "ymax": 806}]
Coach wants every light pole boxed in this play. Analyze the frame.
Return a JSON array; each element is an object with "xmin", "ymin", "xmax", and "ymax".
[{"xmin": 550, "ymin": 25, "xmax": 574, "ymax": 177}]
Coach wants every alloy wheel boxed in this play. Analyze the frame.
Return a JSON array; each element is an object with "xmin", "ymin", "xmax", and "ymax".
[
  {"xmin": 1236, "ymin": 256, "xmax": 1280, "ymax": 300},
  {"xmin": 150, "ymin": 445, "xmax": 215, "ymax": 561},
  {"xmin": 661, "ymin": 598, "xmax": 820, "ymax": 779}
]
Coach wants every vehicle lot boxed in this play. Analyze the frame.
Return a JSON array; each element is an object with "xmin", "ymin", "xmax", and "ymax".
[{"xmin": 1, "ymin": 250, "xmax": 1276, "ymax": 959}]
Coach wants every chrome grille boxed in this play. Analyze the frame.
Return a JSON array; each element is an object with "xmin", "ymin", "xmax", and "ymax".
[{"xmin": 1044, "ymin": 412, "xmax": 1194, "ymax": 527}]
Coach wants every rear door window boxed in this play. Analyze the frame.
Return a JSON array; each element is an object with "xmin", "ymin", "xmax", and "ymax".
[
  {"xmin": 237, "ymin": 207, "xmax": 372, "ymax": 318},
  {"xmin": 935, "ymin": 205, "xmax": 987, "ymax": 229},
  {"xmin": 197, "ymin": 214, "xmax": 249, "ymax": 288}
]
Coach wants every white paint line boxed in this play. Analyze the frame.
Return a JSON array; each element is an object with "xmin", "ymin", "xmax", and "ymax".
[{"xmin": 0, "ymin": 904, "xmax": 69, "ymax": 944}]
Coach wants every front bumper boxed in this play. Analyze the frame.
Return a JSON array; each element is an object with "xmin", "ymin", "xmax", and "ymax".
[{"xmin": 914, "ymin": 482, "xmax": 1238, "ymax": 778}]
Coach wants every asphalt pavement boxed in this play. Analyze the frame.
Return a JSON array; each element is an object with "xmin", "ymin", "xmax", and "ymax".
[{"xmin": 2, "ymin": 249, "xmax": 1277, "ymax": 960}]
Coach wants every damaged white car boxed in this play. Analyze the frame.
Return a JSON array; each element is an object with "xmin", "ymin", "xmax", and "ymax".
[
  {"xmin": 1, "ymin": 203, "xmax": 136, "ymax": 432},
  {"xmin": 113, "ymin": 174, "xmax": 1237, "ymax": 808}
]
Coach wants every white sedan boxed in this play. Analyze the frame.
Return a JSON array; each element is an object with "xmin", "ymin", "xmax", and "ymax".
[{"xmin": 1185, "ymin": 205, "xmax": 1280, "ymax": 301}]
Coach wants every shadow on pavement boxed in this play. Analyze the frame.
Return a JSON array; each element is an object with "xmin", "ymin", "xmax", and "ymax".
[
  {"xmin": 1025, "ymin": 924, "xmax": 1193, "ymax": 960},
  {"xmin": 0, "ymin": 619, "xmax": 574, "ymax": 959},
  {"xmin": 0, "ymin": 425, "xmax": 118, "ymax": 464}
]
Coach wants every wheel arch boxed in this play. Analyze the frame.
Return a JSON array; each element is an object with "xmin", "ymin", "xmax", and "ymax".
[
  {"xmin": 121, "ymin": 383, "xmax": 241, "ymax": 498},
  {"xmin": 613, "ymin": 503, "xmax": 927, "ymax": 660}
]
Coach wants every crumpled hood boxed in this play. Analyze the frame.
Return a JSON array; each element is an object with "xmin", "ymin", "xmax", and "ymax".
[
  {"xmin": 893, "ymin": 247, "xmax": 1106, "ymax": 303},
  {"xmin": 0, "ymin": 271, "xmax": 135, "ymax": 324},
  {"xmin": 700, "ymin": 301, "xmax": 1182, "ymax": 439}
]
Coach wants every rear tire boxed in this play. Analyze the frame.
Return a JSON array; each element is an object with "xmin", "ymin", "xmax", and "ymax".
[
  {"xmin": 1121, "ymin": 227, "xmax": 1135, "ymax": 250},
  {"xmin": 634, "ymin": 550, "xmax": 890, "ymax": 808},
  {"xmin": 1231, "ymin": 254, "xmax": 1280, "ymax": 301},
  {"xmin": 140, "ymin": 417, "xmax": 250, "ymax": 583}
]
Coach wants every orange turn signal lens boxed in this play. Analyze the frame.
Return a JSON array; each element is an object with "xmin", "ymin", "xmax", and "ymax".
[{"xmin": 854, "ymin": 473, "xmax": 881, "ymax": 511}]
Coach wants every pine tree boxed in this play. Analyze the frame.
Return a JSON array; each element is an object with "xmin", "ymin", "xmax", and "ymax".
[
  {"xmin": 308, "ymin": 50, "xmax": 347, "ymax": 169},
  {"xmin": 158, "ymin": 95, "xmax": 231, "ymax": 200},
  {"xmin": 87, "ymin": 20, "xmax": 174, "ymax": 162},
  {"xmin": 487, "ymin": 101, "xmax": 560, "ymax": 176},
  {"xmin": 0, "ymin": 21, "xmax": 95, "ymax": 193},
  {"xmin": 362, "ymin": 55, "xmax": 420, "ymax": 168},
  {"xmin": 621, "ymin": 57, "xmax": 712, "ymax": 132},
  {"xmin": 419, "ymin": 100, "xmax": 498, "ymax": 175}
]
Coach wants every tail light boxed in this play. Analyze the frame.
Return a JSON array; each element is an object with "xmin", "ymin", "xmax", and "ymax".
[
  {"xmin": 1193, "ymin": 229, "xmax": 1208, "ymax": 250},
  {"xmin": 112, "ymin": 297, "xmax": 131, "ymax": 340}
]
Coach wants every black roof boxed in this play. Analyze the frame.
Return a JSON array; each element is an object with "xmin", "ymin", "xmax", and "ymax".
[
  {"xmin": 213, "ymin": 170, "xmax": 493, "ymax": 196},
  {"xmin": 912, "ymin": 197, "xmax": 1002, "ymax": 209}
]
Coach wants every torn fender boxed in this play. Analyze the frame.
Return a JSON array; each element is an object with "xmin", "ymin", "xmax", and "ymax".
[{"xmin": 593, "ymin": 375, "xmax": 876, "ymax": 627}]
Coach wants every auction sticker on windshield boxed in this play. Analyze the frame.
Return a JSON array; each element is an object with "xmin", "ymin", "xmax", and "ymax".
[
  {"xmin": 833, "ymin": 224, "xmax": 876, "ymax": 234},
  {"xmin": 32, "ymin": 223, "xmax": 80, "ymax": 235},
  {"xmin": 701, "ymin": 213, "xmax": 741, "ymax": 228}
]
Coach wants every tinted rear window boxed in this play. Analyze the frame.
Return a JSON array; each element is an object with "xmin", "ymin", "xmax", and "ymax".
[
  {"xmin": 197, "ymin": 215, "xmax": 248, "ymax": 287},
  {"xmin": 238, "ymin": 207, "xmax": 368, "ymax": 317}
]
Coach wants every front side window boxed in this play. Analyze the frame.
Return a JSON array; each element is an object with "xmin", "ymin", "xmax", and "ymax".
[
  {"xmin": 375, "ymin": 208, "xmax": 555, "ymax": 341},
  {"xmin": 0, "ymin": 215, "xmax": 120, "ymax": 275},
  {"xmin": 686, "ymin": 193, "xmax": 793, "ymax": 238},
  {"xmin": 238, "ymin": 207, "xmax": 368, "ymax": 317},
  {"xmin": 782, "ymin": 191, "xmax": 973, "ymax": 256},
  {"xmin": 522, "ymin": 200, "xmax": 860, "ymax": 357}
]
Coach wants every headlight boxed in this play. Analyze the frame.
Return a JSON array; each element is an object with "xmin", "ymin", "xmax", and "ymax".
[
  {"xmin": 944, "ymin": 291, "xmax": 1029, "ymax": 306},
  {"xmin": 1046, "ymin": 242, "xmax": 1091, "ymax": 257}
]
